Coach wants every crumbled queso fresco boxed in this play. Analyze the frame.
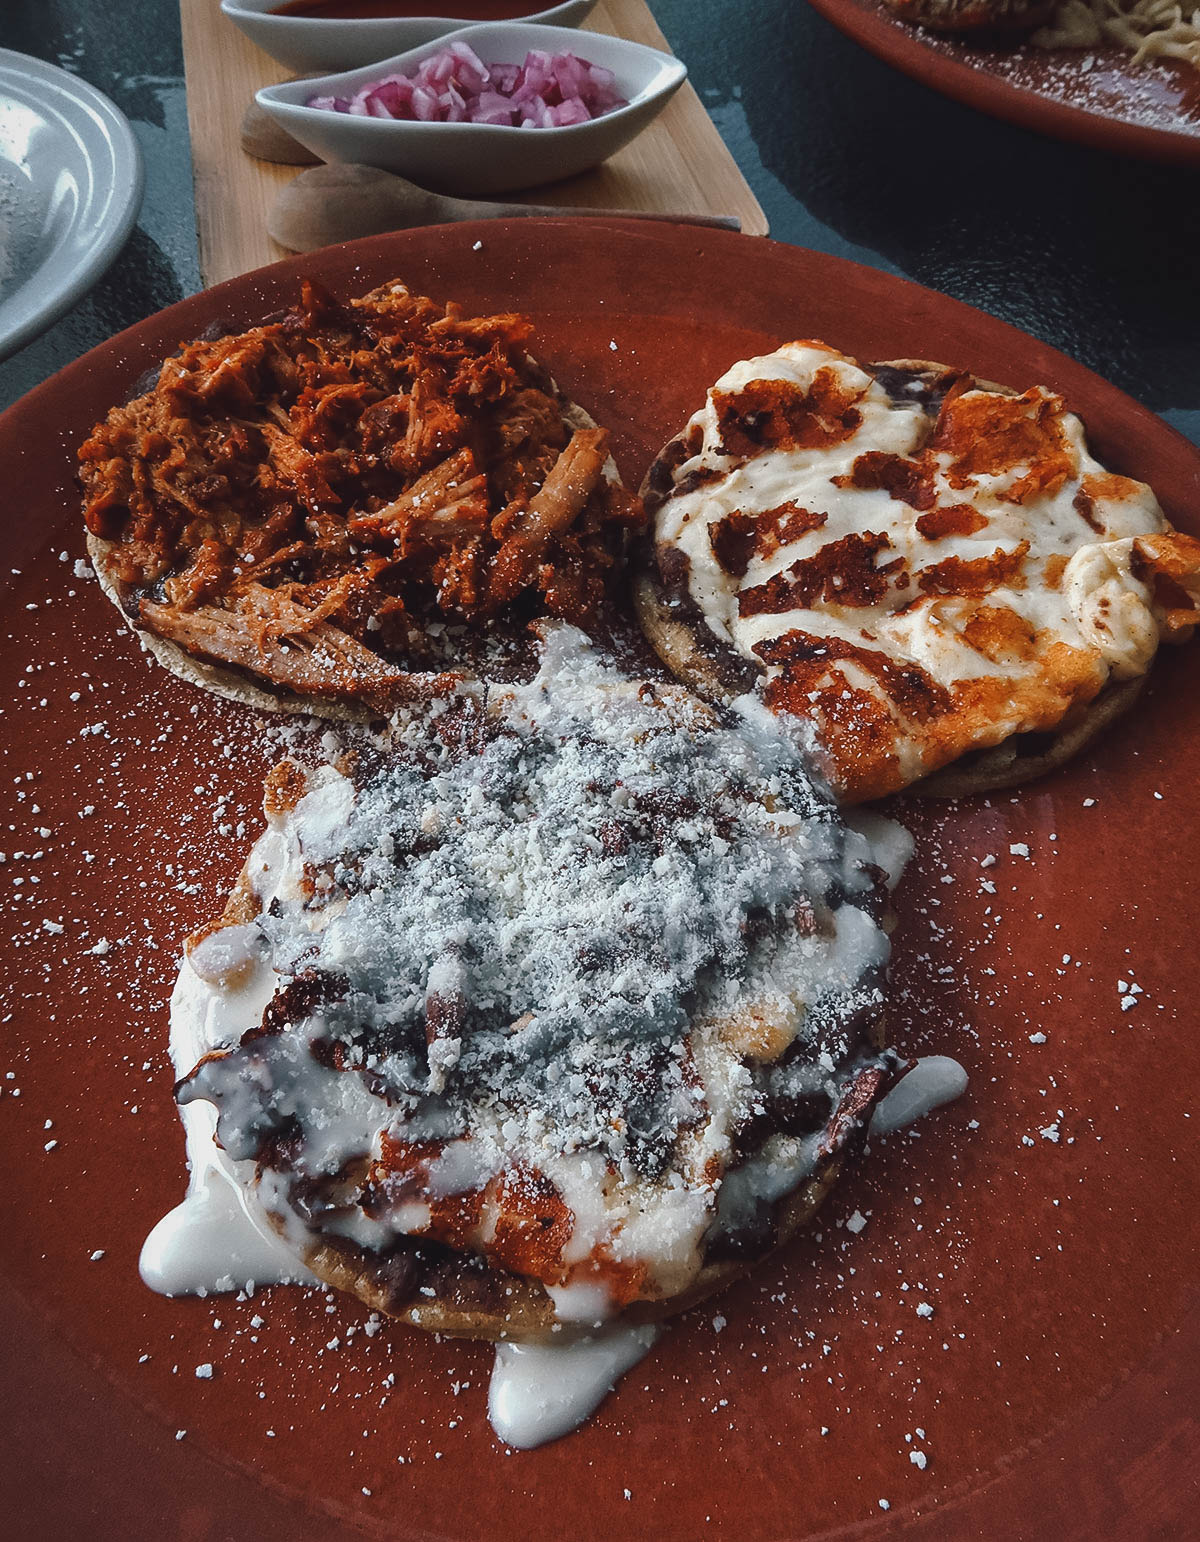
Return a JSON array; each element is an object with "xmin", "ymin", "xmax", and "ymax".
[{"xmin": 179, "ymin": 628, "xmax": 903, "ymax": 1305}]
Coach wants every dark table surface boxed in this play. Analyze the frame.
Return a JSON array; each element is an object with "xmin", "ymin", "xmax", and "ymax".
[{"xmin": 1, "ymin": 0, "xmax": 1197, "ymax": 450}]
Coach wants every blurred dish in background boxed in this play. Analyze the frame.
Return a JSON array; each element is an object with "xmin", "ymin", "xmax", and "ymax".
[
  {"xmin": 880, "ymin": 0, "xmax": 1200, "ymax": 75},
  {"xmin": 0, "ymin": 49, "xmax": 143, "ymax": 360},
  {"xmin": 806, "ymin": 0, "xmax": 1200, "ymax": 163}
]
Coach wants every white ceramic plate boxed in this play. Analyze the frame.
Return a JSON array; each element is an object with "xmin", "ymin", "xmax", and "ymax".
[
  {"xmin": 0, "ymin": 49, "xmax": 144, "ymax": 361},
  {"xmin": 257, "ymin": 21, "xmax": 686, "ymax": 195}
]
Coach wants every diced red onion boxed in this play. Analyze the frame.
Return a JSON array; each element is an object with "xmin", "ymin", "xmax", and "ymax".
[
  {"xmin": 367, "ymin": 78, "xmax": 413, "ymax": 116},
  {"xmin": 413, "ymin": 85, "xmax": 442, "ymax": 122},
  {"xmin": 489, "ymin": 62, "xmax": 520, "ymax": 94},
  {"xmin": 307, "ymin": 45, "xmax": 629, "ymax": 128},
  {"xmin": 550, "ymin": 97, "xmax": 592, "ymax": 127}
]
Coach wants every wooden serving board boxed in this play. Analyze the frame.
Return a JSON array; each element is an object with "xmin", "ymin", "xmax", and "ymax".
[{"xmin": 179, "ymin": 0, "xmax": 769, "ymax": 287}]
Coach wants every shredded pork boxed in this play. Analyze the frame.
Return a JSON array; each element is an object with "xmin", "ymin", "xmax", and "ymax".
[{"xmin": 79, "ymin": 279, "xmax": 644, "ymax": 703}]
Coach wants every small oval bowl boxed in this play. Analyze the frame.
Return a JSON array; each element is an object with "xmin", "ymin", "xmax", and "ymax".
[
  {"xmin": 255, "ymin": 22, "xmax": 687, "ymax": 196},
  {"xmin": 221, "ymin": 0, "xmax": 598, "ymax": 73}
]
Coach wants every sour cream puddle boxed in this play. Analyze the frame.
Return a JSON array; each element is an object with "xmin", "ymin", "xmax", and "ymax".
[
  {"xmin": 488, "ymin": 1326, "xmax": 661, "ymax": 1449},
  {"xmin": 138, "ymin": 957, "xmax": 320, "ymax": 1297},
  {"xmin": 870, "ymin": 1055, "xmax": 969, "ymax": 1137}
]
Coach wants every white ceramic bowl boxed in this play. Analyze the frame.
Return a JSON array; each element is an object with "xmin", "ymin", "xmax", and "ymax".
[
  {"xmin": 222, "ymin": 0, "xmax": 598, "ymax": 73},
  {"xmin": 256, "ymin": 23, "xmax": 687, "ymax": 196}
]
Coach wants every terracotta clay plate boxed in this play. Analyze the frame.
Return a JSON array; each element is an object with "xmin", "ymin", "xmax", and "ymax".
[
  {"xmin": 805, "ymin": 0, "xmax": 1200, "ymax": 164},
  {"xmin": 2, "ymin": 222, "xmax": 1199, "ymax": 1541}
]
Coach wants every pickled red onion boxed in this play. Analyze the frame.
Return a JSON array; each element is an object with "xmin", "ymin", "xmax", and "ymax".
[{"xmin": 308, "ymin": 43, "xmax": 629, "ymax": 127}]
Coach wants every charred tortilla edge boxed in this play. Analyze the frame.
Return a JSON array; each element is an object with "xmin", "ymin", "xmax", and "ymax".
[{"xmin": 295, "ymin": 1151, "xmax": 855, "ymax": 1343}]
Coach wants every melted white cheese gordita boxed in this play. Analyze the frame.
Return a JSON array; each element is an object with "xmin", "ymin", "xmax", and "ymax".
[{"xmin": 650, "ymin": 342, "xmax": 1200, "ymax": 801}]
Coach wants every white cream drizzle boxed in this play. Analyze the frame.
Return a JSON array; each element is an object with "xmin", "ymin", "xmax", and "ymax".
[
  {"xmin": 870, "ymin": 1054, "xmax": 969, "ymax": 1137},
  {"xmin": 139, "ymin": 1168, "xmax": 308, "ymax": 1297},
  {"xmin": 138, "ymin": 960, "xmax": 320, "ymax": 1297},
  {"xmin": 545, "ymin": 1278, "xmax": 615, "ymax": 1327},
  {"xmin": 488, "ymin": 1326, "xmax": 661, "ymax": 1449},
  {"xmin": 654, "ymin": 343, "xmax": 1175, "ymax": 785}
]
